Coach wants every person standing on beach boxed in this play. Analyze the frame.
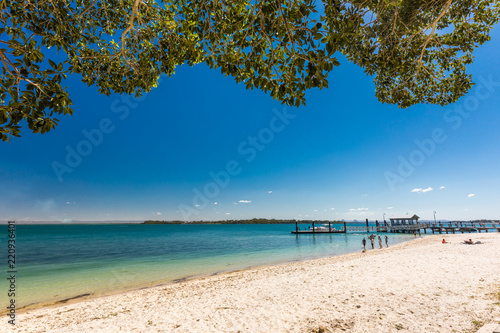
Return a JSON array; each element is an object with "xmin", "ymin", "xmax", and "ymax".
[
  {"xmin": 370, "ymin": 234, "xmax": 375, "ymax": 249},
  {"xmin": 378, "ymin": 236, "xmax": 383, "ymax": 249},
  {"xmin": 362, "ymin": 238, "xmax": 367, "ymax": 251},
  {"xmin": 384, "ymin": 235, "xmax": 388, "ymax": 247}
]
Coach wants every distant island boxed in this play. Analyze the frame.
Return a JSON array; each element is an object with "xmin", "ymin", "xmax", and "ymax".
[{"xmin": 143, "ymin": 218, "xmax": 345, "ymax": 225}]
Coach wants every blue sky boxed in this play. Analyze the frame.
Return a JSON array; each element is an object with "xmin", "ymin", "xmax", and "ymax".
[{"xmin": 1, "ymin": 27, "xmax": 500, "ymax": 222}]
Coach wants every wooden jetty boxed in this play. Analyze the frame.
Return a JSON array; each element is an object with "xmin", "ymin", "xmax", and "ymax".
[
  {"xmin": 292, "ymin": 223, "xmax": 420, "ymax": 234},
  {"xmin": 386, "ymin": 224, "xmax": 424, "ymax": 233},
  {"xmin": 291, "ymin": 221, "xmax": 347, "ymax": 234},
  {"xmin": 291, "ymin": 219, "xmax": 499, "ymax": 235},
  {"xmin": 428, "ymin": 222, "xmax": 498, "ymax": 234},
  {"xmin": 346, "ymin": 226, "xmax": 389, "ymax": 233},
  {"xmin": 388, "ymin": 221, "xmax": 499, "ymax": 234}
]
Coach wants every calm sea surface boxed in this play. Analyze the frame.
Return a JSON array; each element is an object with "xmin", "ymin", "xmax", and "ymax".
[{"xmin": 2, "ymin": 223, "xmax": 420, "ymax": 309}]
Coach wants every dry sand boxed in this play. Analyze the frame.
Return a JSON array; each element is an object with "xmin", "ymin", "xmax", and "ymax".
[{"xmin": 8, "ymin": 233, "xmax": 500, "ymax": 332}]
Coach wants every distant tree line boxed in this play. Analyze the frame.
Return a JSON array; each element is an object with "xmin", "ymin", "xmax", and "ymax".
[{"xmin": 143, "ymin": 218, "xmax": 345, "ymax": 225}]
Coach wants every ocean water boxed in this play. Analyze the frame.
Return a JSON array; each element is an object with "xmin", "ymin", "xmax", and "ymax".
[{"xmin": 1, "ymin": 223, "xmax": 419, "ymax": 309}]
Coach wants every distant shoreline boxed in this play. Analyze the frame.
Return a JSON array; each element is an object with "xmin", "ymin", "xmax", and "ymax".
[
  {"xmin": 0, "ymin": 219, "xmax": 345, "ymax": 225},
  {"xmin": 142, "ymin": 219, "xmax": 344, "ymax": 225},
  {"xmin": 1, "ymin": 218, "xmax": 498, "ymax": 225}
]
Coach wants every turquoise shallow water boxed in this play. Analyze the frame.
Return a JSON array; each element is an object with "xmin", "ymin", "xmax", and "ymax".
[{"xmin": 1, "ymin": 223, "xmax": 419, "ymax": 309}]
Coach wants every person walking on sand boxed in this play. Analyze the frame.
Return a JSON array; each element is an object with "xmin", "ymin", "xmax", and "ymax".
[
  {"xmin": 378, "ymin": 236, "xmax": 383, "ymax": 249},
  {"xmin": 384, "ymin": 235, "xmax": 388, "ymax": 247},
  {"xmin": 362, "ymin": 237, "xmax": 367, "ymax": 251}
]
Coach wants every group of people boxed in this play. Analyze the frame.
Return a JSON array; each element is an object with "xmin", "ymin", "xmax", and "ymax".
[{"xmin": 362, "ymin": 234, "xmax": 388, "ymax": 251}]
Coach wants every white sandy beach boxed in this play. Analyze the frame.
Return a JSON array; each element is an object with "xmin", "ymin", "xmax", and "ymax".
[{"xmin": 9, "ymin": 233, "xmax": 500, "ymax": 332}]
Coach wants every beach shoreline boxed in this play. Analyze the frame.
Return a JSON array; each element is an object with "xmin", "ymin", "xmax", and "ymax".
[
  {"xmin": 5, "ymin": 227, "xmax": 418, "ymax": 314},
  {"xmin": 6, "ymin": 240, "xmax": 378, "ymax": 315},
  {"xmin": 8, "ymin": 233, "xmax": 500, "ymax": 332}
]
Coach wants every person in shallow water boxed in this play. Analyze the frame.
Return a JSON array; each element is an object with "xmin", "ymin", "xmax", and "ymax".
[{"xmin": 362, "ymin": 238, "xmax": 366, "ymax": 251}]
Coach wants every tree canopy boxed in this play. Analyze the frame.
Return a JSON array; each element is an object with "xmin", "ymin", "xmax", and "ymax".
[{"xmin": 1, "ymin": 0, "xmax": 498, "ymax": 141}]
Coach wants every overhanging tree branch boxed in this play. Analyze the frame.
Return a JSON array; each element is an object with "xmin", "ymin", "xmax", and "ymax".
[
  {"xmin": 0, "ymin": 0, "xmax": 498, "ymax": 141},
  {"xmin": 414, "ymin": 0, "xmax": 453, "ymax": 79}
]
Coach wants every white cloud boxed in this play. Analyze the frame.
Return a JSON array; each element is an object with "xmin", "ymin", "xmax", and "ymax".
[
  {"xmin": 411, "ymin": 187, "xmax": 433, "ymax": 193},
  {"xmin": 62, "ymin": 218, "xmax": 72, "ymax": 223},
  {"xmin": 195, "ymin": 204, "xmax": 200, "ymax": 207},
  {"xmin": 361, "ymin": 194, "xmax": 368, "ymax": 197},
  {"xmin": 467, "ymin": 193, "xmax": 475, "ymax": 198},
  {"xmin": 154, "ymin": 212, "xmax": 162, "ymax": 215},
  {"xmin": 330, "ymin": 208, "xmax": 335, "ymax": 211},
  {"xmin": 350, "ymin": 208, "xmax": 368, "ymax": 211},
  {"xmin": 267, "ymin": 191, "xmax": 273, "ymax": 194},
  {"xmin": 239, "ymin": 200, "xmax": 251, "ymax": 203},
  {"xmin": 313, "ymin": 209, "xmax": 318, "ymax": 212},
  {"xmin": 214, "ymin": 202, "xmax": 218, "ymax": 205},
  {"xmin": 225, "ymin": 213, "xmax": 230, "ymax": 215},
  {"xmin": 65, "ymin": 202, "xmax": 72, "ymax": 205},
  {"xmin": 439, "ymin": 186, "xmax": 445, "ymax": 189},
  {"xmin": 387, "ymin": 207, "xmax": 393, "ymax": 210}
]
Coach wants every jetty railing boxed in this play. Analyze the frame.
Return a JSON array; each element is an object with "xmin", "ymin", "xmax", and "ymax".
[
  {"xmin": 293, "ymin": 222, "xmax": 499, "ymax": 235},
  {"xmin": 346, "ymin": 224, "xmax": 426, "ymax": 233}
]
